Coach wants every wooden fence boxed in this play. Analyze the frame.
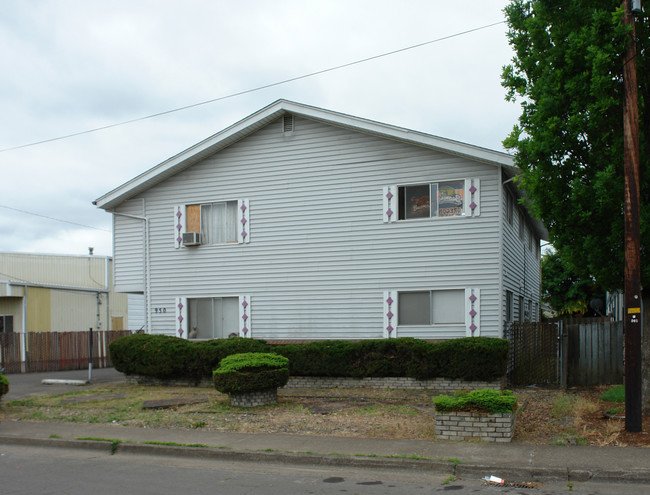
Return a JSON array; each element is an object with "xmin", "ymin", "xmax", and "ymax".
[
  {"xmin": 505, "ymin": 318, "xmax": 624, "ymax": 387},
  {"xmin": 0, "ymin": 330, "xmax": 131, "ymax": 374},
  {"xmin": 566, "ymin": 320, "xmax": 623, "ymax": 386}
]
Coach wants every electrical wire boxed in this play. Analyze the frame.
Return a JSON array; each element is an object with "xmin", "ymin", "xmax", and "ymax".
[
  {"xmin": 0, "ymin": 20, "xmax": 505, "ymax": 153},
  {"xmin": 0, "ymin": 204, "xmax": 111, "ymax": 232}
]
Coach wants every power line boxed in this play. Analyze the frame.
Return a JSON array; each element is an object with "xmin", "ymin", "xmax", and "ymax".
[
  {"xmin": 0, "ymin": 204, "xmax": 111, "ymax": 232},
  {"xmin": 0, "ymin": 20, "xmax": 505, "ymax": 153}
]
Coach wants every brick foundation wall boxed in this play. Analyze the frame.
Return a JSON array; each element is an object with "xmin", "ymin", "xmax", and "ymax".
[
  {"xmin": 229, "ymin": 388, "xmax": 278, "ymax": 407},
  {"xmin": 284, "ymin": 376, "xmax": 503, "ymax": 392},
  {"xmin": 434, "ymin": 410, "xmax": 516, "ymax": 442},
  {"xmin": 126, "ymin": 375, "xmax": 503, "ymax": 392}
]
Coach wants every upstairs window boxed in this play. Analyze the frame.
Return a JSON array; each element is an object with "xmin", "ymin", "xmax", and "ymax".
[
  {"xmin": 200, "ymin": 201, "xmax": 238, "ymax": 244},
  {"xmin": 176, "ymin": 200, "xmax": 250, "ymax": 248},
  {"xmin": 383, "ymin": 179, "xmax": 479, "ymax": 223},
  {"xmin": 398, "ymin": 180, "xmax": 465, "ymax": 220}
]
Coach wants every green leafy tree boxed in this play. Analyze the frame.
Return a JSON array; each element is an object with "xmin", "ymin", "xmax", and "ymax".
[
  {"xmin": 502, "ymin": 0, "xmax": 649, "ymax": 291},
  {"xmin": 541, "ymin": 251, "xmax": 596, "ymax": 315},
  {"xmin": 502, "ymin": 0, "xmax": 649, "ymax": 412}
]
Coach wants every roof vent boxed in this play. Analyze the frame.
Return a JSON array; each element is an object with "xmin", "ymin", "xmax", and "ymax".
[{"xmin": 282, "ymin": 114, "xmax": 294, "ymax": 133}]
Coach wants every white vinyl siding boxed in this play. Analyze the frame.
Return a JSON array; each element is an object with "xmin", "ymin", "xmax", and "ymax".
[
  {"xmin": 501, "ymin": 182, "xmax": 542, "ymax": 329},
  {"xmin": 126, "ymin": 116, "xmax": 505, "ymax": 339},
  {"xmin": 112, "ymin": 199, "xmax": 145, "ymax": 293},
  {"xmin": 127, "ymin": 294, "xmax": 145, "ymax": 331}
]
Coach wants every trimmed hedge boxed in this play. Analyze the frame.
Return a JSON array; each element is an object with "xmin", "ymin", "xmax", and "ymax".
[
  {"xmin": 213, "ymin": 353, "xmax": 290, "ymax": 394},
  {"xmin": 109, "ymin": 334, "xmax": 508, "ymax": 382},
  {"xmin": 109, "ymin": 334, "xmax": 268, "ymax": 381},
  {"xmin": 433, "ymin": 389, "xmax": 517, "ymax": 414},
  {"xmin": 0, "ymin": 373, "xmax": 8, "ymax": 398}
]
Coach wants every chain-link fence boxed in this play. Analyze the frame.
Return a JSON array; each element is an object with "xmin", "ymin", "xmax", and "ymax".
[{"xmin": 504, "ymin": 322, "xmax": 562, "ymax": 387}]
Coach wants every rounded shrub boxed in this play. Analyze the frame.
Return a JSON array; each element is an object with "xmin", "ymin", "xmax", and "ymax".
[
  {"xmin": 213, "ymin": 353, "xmax": 290, "ymax": 394},
  {"xmin": 433, "ymin": 389, "xmax": 517, "ymax": 414},
  {"xmin": 0, "ymin": 373, "xmax": 8, "ymax": 399}
]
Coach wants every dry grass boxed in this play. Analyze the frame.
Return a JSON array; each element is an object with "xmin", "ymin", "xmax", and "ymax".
[{"xmin": 1, "ymin": 383, "xmax": 648, "ymax": 446}]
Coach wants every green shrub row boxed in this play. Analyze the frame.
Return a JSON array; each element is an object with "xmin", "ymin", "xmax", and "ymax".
[
  {"xmin": 0, "ymin": 373, "xmax": 8, "ymax": 398},
  {"xmin": 213, "ymin": 353, "xmax": 290, "ymax": 394},
  {"xmin": 433, "ymin": 389, "xmax": 517, "ymax": 414},
  {"xmin": 109, "ymin": 334, "xmax": 508, "ymax": 382}
]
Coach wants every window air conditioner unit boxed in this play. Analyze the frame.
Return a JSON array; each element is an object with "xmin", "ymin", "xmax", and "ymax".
[{"xmin": 182, "ymin": 232, "xmax": 202, "ymax": 246}]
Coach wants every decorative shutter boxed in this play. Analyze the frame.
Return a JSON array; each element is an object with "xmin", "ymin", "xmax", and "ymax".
[
  {"xmin": 174, "ymin": 205, "xmax": 186, "ymax": 249},
  {"xmin": 465, "ymin": 288, "xmax": 480, "ymax": 337},
  {"xmin": 238, "ymin": 199, "xmax": 250, "ymax": 244},
  {"xmin": 465, "ymin": 179, "xmax": 480, "ymax": 217},
  {"xmin": 175, "ymin": 297, "xmax": 188, "ymax": 339},
  {"xmin": 239, "ymin": 295, "xmax": 251, "ymax": 337},
  {"xmin": 383, "ymin": 291, "xmax": 397, "ymax": 338},
  {"xmin": 383, "ymin": 186, "xmax": 397, "ymax": 223}
]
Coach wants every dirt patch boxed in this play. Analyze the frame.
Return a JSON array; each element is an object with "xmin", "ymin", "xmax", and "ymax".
[
  {"xmin": 1, "ymin": 384, "xmax": 649, "ymax": 446},
  {"xmin": 514, "ymin": 386, "xmax": 650, "ymax": 447}
]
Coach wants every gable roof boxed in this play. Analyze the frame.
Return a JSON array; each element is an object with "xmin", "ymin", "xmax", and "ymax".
[{"xmin": 93, "ymin": 99, "xmax": 547, "ymax": 239}]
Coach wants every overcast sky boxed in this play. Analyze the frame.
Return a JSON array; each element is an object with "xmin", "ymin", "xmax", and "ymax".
[{"xmin": 0, "ymin": 0, "xmax": 520, "ymax": 257}]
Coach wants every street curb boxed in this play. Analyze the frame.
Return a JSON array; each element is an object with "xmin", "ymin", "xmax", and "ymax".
[
  {"xmin": 0, "ymin": 435, "xmax": 456, "ymax": 474},
  {"xmin": 2, "ymin": 435, "xmax": 650, "ymax": 484}
]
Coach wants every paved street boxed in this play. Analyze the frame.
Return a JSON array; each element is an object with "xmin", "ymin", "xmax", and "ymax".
[{"xmin": 1, "ymin": 444, "xmax": 649, "ymax": 495}]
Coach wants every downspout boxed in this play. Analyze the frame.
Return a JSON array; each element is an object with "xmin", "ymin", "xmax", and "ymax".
[
  {"xmin": 497, "ymin": 167, "xmax": 508, "ymax": 338},
  {"xmin": 112, "ymin": 211, "xmax": 150, "ymax": 333}
]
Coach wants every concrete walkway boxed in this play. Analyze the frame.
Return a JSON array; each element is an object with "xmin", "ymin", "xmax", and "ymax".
[{"xmin": 1, "ymin": 369, "xmax": 649, "ymax": 484}]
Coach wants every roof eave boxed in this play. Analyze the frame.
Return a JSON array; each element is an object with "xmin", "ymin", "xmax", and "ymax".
[{"xmin": 94, "ymin": 99, "xmax": 517, "ymax": 210}]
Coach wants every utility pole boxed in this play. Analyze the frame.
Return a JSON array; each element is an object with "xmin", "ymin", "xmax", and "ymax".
[{"xmin": 622, "ymin": 0, "xmax": 642, "ymax": 433}]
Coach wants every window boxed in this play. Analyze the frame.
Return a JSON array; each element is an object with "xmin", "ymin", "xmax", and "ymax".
[
  {"xmin": 398, "ymin": 180, "xmax": 465, "ymax": 220},
  {"xmin": 398, "ymin": 290, "xmax": 464, "ymax": 325},
  {"xmin": 0, "ymin": 315, "xmax": 13, "ymax": 333},
  {"xmin": 200, "ymin": 201, "xmax": 238, "ymax": 244},
  {"xmin": 518, "ymin": 296, "xmax": 525, "ymax": 322},
  {"xmin": 506, "ymin": 291, "xmax": 514, "ymax": 322},
  {"xmin": 187, "ymin": 297, "xmax": 238, "ymax": 339},
  {"xmin": 180, "ymin": 200, "xmax": 246, "ymax": 247}
]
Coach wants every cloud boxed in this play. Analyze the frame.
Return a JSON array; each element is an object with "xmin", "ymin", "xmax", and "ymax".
[{"xmin": 0, "ymin": 0, "xmax": 517, "ymax": 256}]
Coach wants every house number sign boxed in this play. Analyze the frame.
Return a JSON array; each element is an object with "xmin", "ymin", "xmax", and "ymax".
[{"xmin": 154, "ymin": 307, "xmax": 167, "ymax": 313}]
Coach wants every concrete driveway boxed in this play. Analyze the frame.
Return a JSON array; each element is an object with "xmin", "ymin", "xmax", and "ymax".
[{"xmin": 2, "ymin": 368, "xmax": 126, "ymax": 400}]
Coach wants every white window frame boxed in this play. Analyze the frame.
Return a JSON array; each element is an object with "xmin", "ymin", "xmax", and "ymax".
[
  {"xmin": 175, "ymin": 295, "xmax": 251, "ymax": 339},
  {"xmin": 383, "ymin": 179, "xmax": 479, "ymax": 223},
  {"xmin": 396, "ymin": 289, "xmax": 466, "ymax": 326},
  {"xmin": 175, "ymin": 199, "xmax": 249, "ymax": 249}
]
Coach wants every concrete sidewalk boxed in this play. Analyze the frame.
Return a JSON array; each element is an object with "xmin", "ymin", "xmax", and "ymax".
[{"xmin": 1, "ymin": 369, "xmax": 649, "ymax": 484}]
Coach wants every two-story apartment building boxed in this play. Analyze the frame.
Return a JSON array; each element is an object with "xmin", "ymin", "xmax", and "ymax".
[{"xmin": 94, "ymin": 100, "xmax": 546, "ymax": 341}]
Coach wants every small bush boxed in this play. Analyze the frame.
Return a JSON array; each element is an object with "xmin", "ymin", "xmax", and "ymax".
[
  {"xmin": 0, "ymin": 373, "xmax": 8, "ymax": 398},
  {"xmin": 213, "ymin": 353, "xmax": 290, "ymax": 394},
  {"xmin": 433, "ymin": 389, "xmax": 517, "ymax": 414},
  {"xmin": 600, "ymin": 385, "xmax": 625, "ymax": 403}
]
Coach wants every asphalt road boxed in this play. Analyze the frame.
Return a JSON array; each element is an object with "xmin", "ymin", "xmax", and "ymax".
[{"xmin": 0, "ymin": 444, "xmax": 648, "ymax": 495}]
